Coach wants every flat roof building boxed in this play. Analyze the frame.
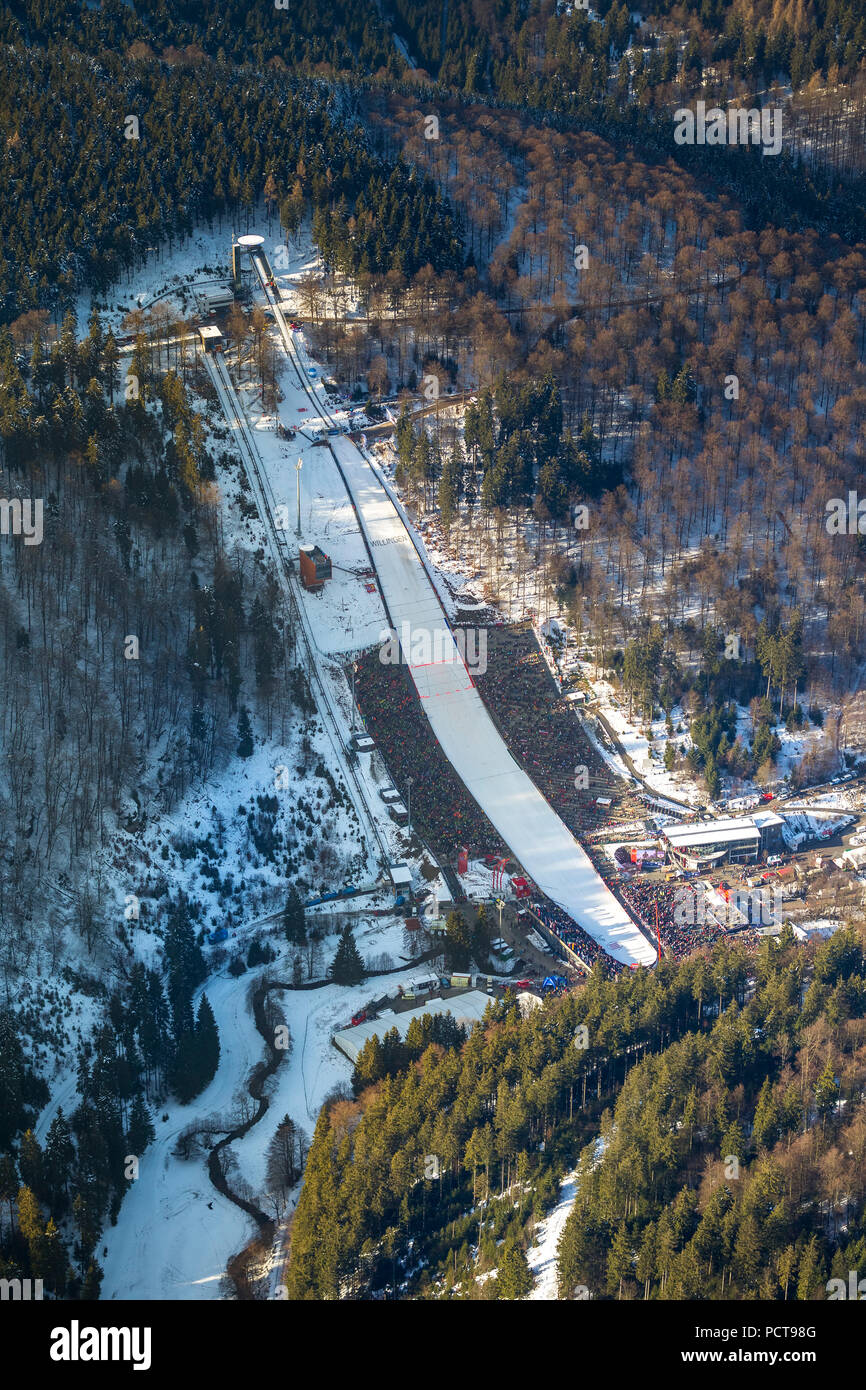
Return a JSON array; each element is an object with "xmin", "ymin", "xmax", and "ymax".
[
  {"xmin": 662, "ymin": 813, "xmax": 784, "ymax": 869},
  {"xmin": 197, "ymin": 325, "xmax": 223, "ymax": 354},
  {"xmin": 389, "ymin": 863, "xmax": 413, "ymax": 888},
  {"xmin": 197, "ymin": 284, "xmax": 235, "ymax": 313}
]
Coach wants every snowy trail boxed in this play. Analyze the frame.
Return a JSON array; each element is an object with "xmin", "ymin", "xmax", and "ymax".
[
  {"xmin": 100, "ymin": 970, "xmax": 265, "ymax": 1300},
  {"xmin": 526, "ymin": 1169, "xmax": 579, "ymax": 1300}
]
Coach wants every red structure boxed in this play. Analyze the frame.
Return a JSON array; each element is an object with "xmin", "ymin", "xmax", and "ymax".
[
  {"xmin": 491, "ymin": 856, "xmax": 509, "ymax": 891},
  {"xmin": 298, "ymin": 544, "xmax": 332, "ymax": 592},
  {"xmin": 457, "ymin": 847, "xmax": 469, "ymax": 875}
]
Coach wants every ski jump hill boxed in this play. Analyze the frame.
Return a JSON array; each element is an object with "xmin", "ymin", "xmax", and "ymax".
[{"xmin": 329, "ymin": 437, "xmax": 656, "ymax": 969}]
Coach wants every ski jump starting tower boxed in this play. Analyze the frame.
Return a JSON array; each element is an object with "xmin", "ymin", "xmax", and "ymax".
[{"xmin": 231, "ymin": 232, "xmax": 266, "ymax": 290}]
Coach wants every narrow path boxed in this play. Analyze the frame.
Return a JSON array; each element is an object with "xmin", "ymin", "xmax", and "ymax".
[
  {"xmin": 591, "ymin": 708, "xmax": 696, "ymax": 813},
  {"xmin": 526, "ymin": 1169, "xmax": 579, "ymax": 1300},
  {"xmin": 205, "ymin": 975, "xmax": 290, "ymax": 1231}
]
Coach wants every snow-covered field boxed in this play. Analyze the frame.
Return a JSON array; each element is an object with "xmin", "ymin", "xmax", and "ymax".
[
  {"xmin": 100, "ymin": 920, "xmax": 425, "ymax": 1301},
  {"xmin": 525, "ymin": 1134, "xmax": 607, "ymax": 1300},
  {"xmin": 101, "ymin": 968, "xmax": 263, "ymax": 1301}
]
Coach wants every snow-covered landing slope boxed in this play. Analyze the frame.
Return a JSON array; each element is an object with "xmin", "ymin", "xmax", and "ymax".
[{"xmin": 330, "ymin": 439, "xmax": 656, "ymax": 968}]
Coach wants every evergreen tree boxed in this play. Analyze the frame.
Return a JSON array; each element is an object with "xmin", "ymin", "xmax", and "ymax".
[
  {"xmin": 444, "ymin": 910, "xmax": 471, "ymax": 971},
  {"xmin": 0, "ymin": 1151, "xmax": 18, "ymax": 1230},
  {"xmin": 237, "ymin": 706, "xmax": 254, "ymax": 758},
  {"xmin": 126, "ymin": 1095, "xmax": 156, "ymax": 1156},
  {"xmin": 814, "ymin": 1057, "xmax": 839, "ymax": 1122},
  {"xmin": 164, "ymin": 895, "xmax": 205, "ymax": 1012},
  {"xmin": 195, "ymin": 995, "xmax": 221, "ymax": 1093},
  {"xmin": 606, "ymin": 1221, "xmax": 632, "ymax": 1297},
  {"xmin": 81, "ymin": 1260, "xmax": 103, "ymax": 1300},
  {"xmin": 43, "ymin": 1111, "xmax": 75, "ymax": 1217},
  {"xmin": 329, "ymin": 924, "xmax": 366, "ymax": 986},
  {"xmin": 284, "ymin": 884, "xmax": 307, "ymax": 944},
  {"xmin": 496, "ymin": 1239, "xmax": 533, "ymax": 1299},
  {"xmin": 796, "ymin": 1236, "xmax": 825, "ymax": 1300},
  {"xmin": 17, "ymin": 1185, "xmax": 44, "ymax": 1269},
  {"xmin": 18, "ymin": 1129, "xmax": 45, "ymax": 1200},
  {"xmin": 42, "ymin": 1216, "xmax": 69, "ymax": 1296}
]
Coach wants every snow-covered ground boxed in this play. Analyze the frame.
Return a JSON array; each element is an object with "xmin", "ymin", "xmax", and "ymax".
[
  {"xmin": 101, "ymin": 921, "xmax": 424, "ymax": 1301},
  {"xmin": 101, "ymin": 967, "xmax": 268, "ymax": 1301},
  {"xmin": 586, "ymin": 682, "xmax": 702, "ymax": 805},
  {"xmin": 227, "ymin": 268, "xmax": 654, "ymax": 967},
  {"xmin": 526, "ymin": 1168, "xmax": 579, "ymax": 1300},
  {"xmin": 325, "ymin": 434, "xmax": 655, "ymax": 967}
]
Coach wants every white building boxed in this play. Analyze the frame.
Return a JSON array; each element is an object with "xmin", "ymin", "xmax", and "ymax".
[{"xmin": 662, "ymin": 813, "xmax": 784, "ymax": 870}]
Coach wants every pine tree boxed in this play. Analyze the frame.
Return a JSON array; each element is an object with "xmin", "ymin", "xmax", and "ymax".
[
  {"xmin": 814, "ymin": 1056, "xmax": 838, "ymax": 1121},
  {"xmin": 17, "ymin": 1185, "xmax": 44, "ymax": 1268},
  {"xmin": 283, "ymin": 884, "xmax": 307, "ymax": 944},
  {"xmin": 127, "ymin": 1095, "xmax": 155, "ymax": 1156},
  {"xmin": 0, "ymin": 1151, "xmax": 18, "ymax": 1229},
  {"xmin": 777, "ymin": 1244, "xmax": 798, "ymax": 1301},
  {"xmin": 237, "ymin": 706, "xmax": 254, "ymax": 758},
  {"xmin": 635, "ymin": 1220, "xmax": 657, "ymax": 1299},
  {"xmin": 171, "ymin": 1032, "xmax": 200, "ymax": 1105},
  {"xmin": 329, "ymin": 924, "xmax": 365, "ymax": 985},
  {"xmin": 606, "ymin": 1220, "xmax": 632, "ymax": 1297},
  {"xmin": 496, "ymin": 1239, "xmax": 533, "ymax": 1299},
  {"xmin": 81, "ymin": 1260, "xmax": 103, "ymax": 1300},
  {"xmin": 43, "ymin": 1110, "xmax": 75, "ymax": 1217},
  {"xmin": 42, "ymin": 1217, "xmax": 69, "ymax": 1295},
  {"xmin": 17, "ymin": 1129, "xmax": 44, "ymax": 1199},
  {"xmin": 444, "ymin": 911, "xmax": 471, "ymax": 971},
  {"xmin": 752, "ymin": 1078, "xmax": 780, "ymax": 1150},
  {"xmin": 0, "ymin": 1011, "xmax": 31, "ymax": 1146},
  {"xmin": 195, "ymin": 995, "xmax": 220, "ymax": 1092},
  {"xmin": 351, "ymin": 1034, "xmax": 385, "ymax": 1093},
  {"xmin": 796, "ymin": 1236, "xmax": 825, "ymax": 1300}
]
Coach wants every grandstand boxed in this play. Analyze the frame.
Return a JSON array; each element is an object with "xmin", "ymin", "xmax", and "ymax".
[
  {"xmin": 473, "ymin": 625, "xmax": 648, "ymax": 837},
  {"xmin": 354, "ymin": 622, "xmax": 656, "ymax": 968}
]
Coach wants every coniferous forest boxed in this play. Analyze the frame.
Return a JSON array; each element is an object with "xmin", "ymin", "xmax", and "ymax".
[{"xmin": 288, "ymin": 926, "xmax": 866, "ymax": 1300}]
